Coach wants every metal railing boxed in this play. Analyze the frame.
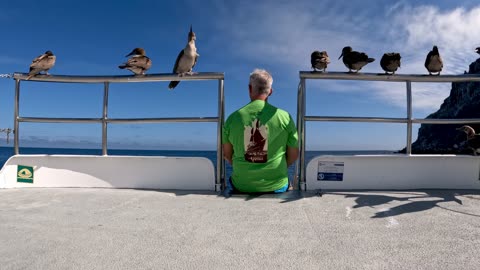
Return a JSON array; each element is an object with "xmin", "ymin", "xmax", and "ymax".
[
  {"xmin": 296, "ymin": 71, "xmax": 480, "ymax": 190},
  {"xmin": 12, "ymin": 72, "xmax": 225, "ymax": 191}
]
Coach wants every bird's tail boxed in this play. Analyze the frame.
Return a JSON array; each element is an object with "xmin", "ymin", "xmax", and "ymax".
[
  {"xmin": 168, "ymin": 81, "xmax": 179, "ymax": 90},
  {"xmin": 26, "ymin": 67, "xmax": 38, "ymax": 80},
  {"xmin": 118, "ymin": 65, "xmax": 127, "ymax": 69},
  {"xmin": 367, "ymin": 58, "xmax": 375, "ymax": 63}
]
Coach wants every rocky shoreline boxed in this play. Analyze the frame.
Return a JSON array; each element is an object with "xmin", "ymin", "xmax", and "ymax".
[{"xmin": 401, "ymin": 58, "xmax": 480, "ymax": 154}]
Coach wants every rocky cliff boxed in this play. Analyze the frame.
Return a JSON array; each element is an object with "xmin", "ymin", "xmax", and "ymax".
[{"xmin": 406, "ymin": 58, "xmax": 480, "ymax": 154}]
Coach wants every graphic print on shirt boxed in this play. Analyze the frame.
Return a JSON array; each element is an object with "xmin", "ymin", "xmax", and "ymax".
[{"xmin": 244, "ymin": 119, "xmax": 268, "ymax": 163}]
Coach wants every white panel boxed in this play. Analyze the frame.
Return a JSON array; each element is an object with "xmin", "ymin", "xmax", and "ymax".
[
  {"xmin": 306, "ymin": 155, "xmax": 480, "ymax": 190},
  {"xmin": 0, "ymin": 155, "xmax": 215, "ymax": 190}
]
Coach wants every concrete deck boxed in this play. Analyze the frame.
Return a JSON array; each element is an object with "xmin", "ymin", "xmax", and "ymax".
[{"xmin": 1, "ymin": 188, "xmax": 479, "ymax": 269}]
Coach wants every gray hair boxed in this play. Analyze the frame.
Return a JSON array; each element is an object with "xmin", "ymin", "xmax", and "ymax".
[{"xmin": 249, "ymin": 69, "xmax": 273, "ymax": 95}]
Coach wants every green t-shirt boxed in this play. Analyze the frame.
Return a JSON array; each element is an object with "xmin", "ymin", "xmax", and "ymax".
[{"xmin": 222, "ymin": 100, "xmax": 299, "ymax": 192}]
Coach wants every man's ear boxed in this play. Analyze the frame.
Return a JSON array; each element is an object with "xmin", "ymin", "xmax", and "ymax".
[
  {"xmin": 269, "ymin": 88, "xmax": 273, "ymax": 96},
  {"xmin": 249, "ymin": 84, "xmax": 253, "ymax": 94}
]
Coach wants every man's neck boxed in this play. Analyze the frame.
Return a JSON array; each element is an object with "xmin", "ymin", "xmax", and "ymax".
[{"xmin": 250, "ymin": 95, "xmax": 269, "ymax": 102}]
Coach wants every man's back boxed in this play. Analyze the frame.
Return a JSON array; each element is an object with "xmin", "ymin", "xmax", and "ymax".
[{"xmin": 223, "ymin": 100, "xmax": 298, "ymax": 192}]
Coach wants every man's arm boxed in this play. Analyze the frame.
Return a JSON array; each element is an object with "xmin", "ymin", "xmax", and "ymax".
[
  {"xmin": 286, "ymin": 146, "xmax": 299, "ymax": 167},
  {"xmin": 223, "ymin": 143, "xmax": 233, "ymax": 165}
]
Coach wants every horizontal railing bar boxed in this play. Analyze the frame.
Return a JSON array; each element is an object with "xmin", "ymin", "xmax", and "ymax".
[
  {"xmin": 13, "ymin": 72, "xmax": 224, "ymax": 83},
  {"xmin": 18, "ymin": 116, "xmax": 218, "ymax": 124},
  {"xmin": 300, "ymin": 71, "xmax": 480, "ymax": 83},
  {"xmin": 304, "ymin": 116, "xmax": 407, "ymax": 123},
  {"xmin": 412, "ymin": 118, "xmax": 480, "ymax": 124},
  {"xmin": 19, "ymin": 117, "xmax": 102, "ymax": 123},
  {"xmin": 107, "ymin": 117, "xmax": 218, "ymax": 123},
  {"xmin": 305, "ymin": 116, "xmax": 480, "ymax": 124}
]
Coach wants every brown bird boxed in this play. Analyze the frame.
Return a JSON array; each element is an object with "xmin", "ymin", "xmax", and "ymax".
[
  {"xmin": 118, "ymin": 48, "xmax": 152, "ymax": 75},
  {"xmin": 338, "ymin": 46, "xmax": 375, "ymax": 73},
  {"xmin": 380, "ymin": 52, "xmax": 401, "ymax": 75},
  {"xmin": 424, "ymin": 45, "xmax": 443, "ymax": 75},
  {"xmin": 311, "ymin": 51, "xmax": 330, "ymax": 72},
  {"xmin": 27, "ymin": 51, "xmax": 56, "ymax": 80},
  {"xmin": 456, "ymin": 125, "xmax": 480, "ymax": 155},
  {"xmin": 169, "ymin": 25, "xmax": 199, "ymax": 90}
]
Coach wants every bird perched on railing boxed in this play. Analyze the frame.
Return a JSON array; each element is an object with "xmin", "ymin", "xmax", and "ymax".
[
  {"xmin": 338, "ymin": 46, "xmax": 374, "ymax": 73},
  {"xmin": 311, "ymin": 51, "xmax": 330, "ymax": 72},
  {"xmin": 27, "ymin": 50, "xmax": 56, "ymax": 80},
  {"xmin": 169, "ymin": 25, "xmax": 199, "ymax": 90},
  {"xmin": 380, "ymin": 52, "xmax": 401, "ymax": 75},
  {"xmin": 456, "ymin": 125, "xmax": 480, "ymax": 155},
  {"xmin": 424, "ymin": 45, "xmax": 443, "ymax": 75},
  {"xmin": 118, "ymin": 48, "xmax": 152, "ymax": 75}
]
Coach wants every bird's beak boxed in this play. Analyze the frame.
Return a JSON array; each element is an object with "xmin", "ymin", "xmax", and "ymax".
[
  {"xmin": 338, "ymin": 53, "xmax": 343, "ymax": 60},
  {"xmin": 190, "ymin": 25, "xmax": 193, "ymax": 33},
  {"xmin": 456, "ymin": 127, "xmax": 463, "ymax": 131},
  {"xmin": 126, "ymin": 51, "xmax": 134, "ymax": 57}
]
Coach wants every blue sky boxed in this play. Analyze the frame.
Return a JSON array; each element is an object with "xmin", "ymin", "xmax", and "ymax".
[{"xmin": 0, "ymin": 0, "xmax": 479, "ymax": 150}]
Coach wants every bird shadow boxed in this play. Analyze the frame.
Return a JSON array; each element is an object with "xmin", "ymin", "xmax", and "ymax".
[{"xmin": 327, "ymin": 190, "xmax": 480, "ymax": 218}]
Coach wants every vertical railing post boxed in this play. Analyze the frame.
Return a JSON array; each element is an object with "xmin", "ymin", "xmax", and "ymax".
[
  {"xmin": 216, "ymin": 79, "xmax": 225, "ymax": 192},
  {"xmin": 299, "ymin": 78, "xmax": 307, "ymax": 190},
  {"xmin": 406, "ymin": 81, "xmax": 412, "ymax": 155},
  {"xmin": 14, "ymin": 79, "xmax": 20, "ymax": 155},
  {"xmin": 102, "ymin": 82, "xmax": 109, "ymax": 156},
  {"xmin": 294, "ymin": 82, "xmax": 303, "ymax": 190}
]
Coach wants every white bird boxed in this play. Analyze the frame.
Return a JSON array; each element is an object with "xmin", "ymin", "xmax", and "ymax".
[
  {"xmin": 169, "ymin": 25, "xmax": 199, "ymax": 90},
  {"xmin": 118, "ymin": 48, "xmax": 152, "ymax": 75},
  {"xmin": 27, "ymin": 50, "xmax": 56, "ymax": 80}
]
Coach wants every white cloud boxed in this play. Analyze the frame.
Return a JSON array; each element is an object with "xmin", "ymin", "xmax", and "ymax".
[
  {"xmin": 375, "ymin": 5, "xmax": 480, "ymax": 111},
  {"xmin": 212, "ymin": 1, "xmax": 480, "ymax": 112},
  {"xmin": 370, "ymin": 81, "xmax": 450, "ymax": 112},
  {"xmin": 391, "ymin": 5, "xmax": 480, "ymax": 74}
]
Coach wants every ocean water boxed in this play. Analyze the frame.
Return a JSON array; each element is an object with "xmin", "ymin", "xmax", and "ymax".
[{"xmin": 0, "ymin": 147, "xmax": 393, "ymax": 180}]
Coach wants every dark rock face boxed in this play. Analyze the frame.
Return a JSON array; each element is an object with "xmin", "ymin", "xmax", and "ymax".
[{"xmin": 405, "ymin": 58, "xmax": 480, "ymax": 154}]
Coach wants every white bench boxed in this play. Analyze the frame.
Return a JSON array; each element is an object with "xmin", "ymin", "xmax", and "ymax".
[
  {"xmin": 0, "ymin": 155, "xmax": 215, "ymax": 190},
  {"xmin": 306, "ymin": 155, "xmax": 480, "ymax": 190}
]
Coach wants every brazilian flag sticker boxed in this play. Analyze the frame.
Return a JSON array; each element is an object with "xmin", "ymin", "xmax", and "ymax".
[{"xmin": 17, "ymin": 165, "xmax": 34, "ymax": 183}]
